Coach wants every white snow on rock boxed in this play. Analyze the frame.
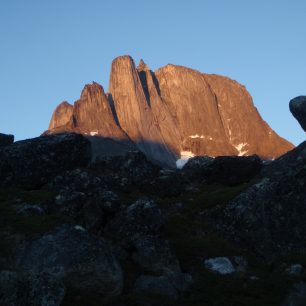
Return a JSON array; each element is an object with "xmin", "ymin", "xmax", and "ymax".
[
  {"xmin": 234, "ymin": 142, "xmax": 248, "ymax": 156},
  {"xmin": 189, "ymin": 134, "xmax": 204, "ymax": 139},
  {"xmin": 176, "ymin": 151, "xmax": 195, "ymax": 169},
  {"xmin": 204, "ymin": 257, "xmax": 235, "ymax": 275},
  {"xmin": 90, "ymin": 131, "xmax": 98, "ymax": 136}
]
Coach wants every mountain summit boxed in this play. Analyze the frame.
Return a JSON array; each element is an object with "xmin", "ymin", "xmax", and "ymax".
[{"xmin": 46, "ymin": 55, "xmax": 293, "ymax": 167}]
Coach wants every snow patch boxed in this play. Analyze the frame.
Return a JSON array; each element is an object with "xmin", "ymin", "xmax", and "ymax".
[
  {"xmin": 189, "ymin": 135, "xmax": 213, "ymax": 140},
  {"xmin": 176, "ymin": 151, "xmax": 195, "ymax": 169},
  {"xmin": 189, "ymin": 134, "xmax": 204, "ymax": 139},
  {"xmin": 234, "ymin": 143, "xmax": 248, "ymax": 156},
  {"xmin": 90, "ymin": 131, "xmax": 98, "ymax": 136}
]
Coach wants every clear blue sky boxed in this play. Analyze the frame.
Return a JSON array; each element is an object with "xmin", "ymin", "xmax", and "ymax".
[{"xmin": 0, "ymin": 0, "xmax": 305, "ymax": 145}]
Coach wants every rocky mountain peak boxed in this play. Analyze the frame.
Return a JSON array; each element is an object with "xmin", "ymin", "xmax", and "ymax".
[
  {"xmin": 80, "ymin": 82, "xmax": 105, "ymax": 100},
  {"xmin": 137, "ymin": 59, "xmax": 150, "ymax": 71},
  {"xmin": 46, "ymin": 55, "xmax": 294, "ymax": 168}
]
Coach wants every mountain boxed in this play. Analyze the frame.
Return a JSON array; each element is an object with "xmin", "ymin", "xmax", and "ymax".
[{"xmin": 46, "ymin": 55, "xmax": 294, "ymax": 167}]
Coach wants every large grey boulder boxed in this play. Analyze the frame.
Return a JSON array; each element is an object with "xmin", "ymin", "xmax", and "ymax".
[
  {"xmin": 290, "ymin": 96, "xmax": 306, "ymax": 132},
  {"xmin": 18, "ymin": 225, "xmax": 123, "ymax": 297},
  {"xmin": 0, "ymin": 133, "xmax": 91, "ymax": 188}
]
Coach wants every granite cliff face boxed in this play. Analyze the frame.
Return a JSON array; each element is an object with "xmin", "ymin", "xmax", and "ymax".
[{"xmin": 47, "ymin": 55, "xmax": 294, "ymax": 167}]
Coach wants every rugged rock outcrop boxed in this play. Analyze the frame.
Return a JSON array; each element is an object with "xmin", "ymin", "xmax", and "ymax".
[
  {"xmin": 47, "ymin": 55, "xmax": 293, "ymax": 168},
  {"xmin": 0, "ymin": 133, "xmax": 14, "ymax": 147},
  {"xmin": 207, "ymin": 141, "xmax": 306, "ymax": 260},
  {"xmin": 290, "ymin": 96, "xmax": 306, "ymax": 132},
  {"xmin": 182, "ymin": 155, "xmax": 262, "ymax": 185},
  {"xmin": 0, "ymin": 133, "xmax": 91, "ymax": 188},
  {"xmin": 18, "ymin": 225, "xmax": 123, "ymax": 297}
]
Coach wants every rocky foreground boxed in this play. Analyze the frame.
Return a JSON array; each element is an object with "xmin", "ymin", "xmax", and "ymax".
[{"xmin": 0, "ymin": 97, "xmax": 305, "ymax": 306}]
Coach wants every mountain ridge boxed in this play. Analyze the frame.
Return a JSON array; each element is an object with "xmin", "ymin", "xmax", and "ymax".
[{"xmin": 46, "ymin": 55, "xmax": 294, "ymax": 167}]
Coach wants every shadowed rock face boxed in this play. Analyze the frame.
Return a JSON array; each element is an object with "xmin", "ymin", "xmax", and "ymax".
[
  {"xmin": 290, "ymin": 96, "xmax": 306, "ymax": 132},
  {"xmin": 47, "ymin": 55, "xmax": 294, "ymax": 167}
]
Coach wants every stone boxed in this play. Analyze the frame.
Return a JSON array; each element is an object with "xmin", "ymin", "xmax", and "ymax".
[
  {"xmin": 289, "ymin": 96, "xmax": 306, "ymax": 131},
  {"xmin": 207, "ymin": 141, "xmax": 306, "ymax": 259},
  {"xmin": 132, "ymin": 235, "xmax": 181, "ymax": 274},
  {"xmin": 134, "ymin": 272, "xmax": 192, "ymax": 300},
  {"xmin": 18, "ymin": 225, "xmax": 123, "ymax": 297},
  {"xmin": 0, "ymin": 133, "xmax": 91, "ymax": 188},
  {"xmin": 0, "ymin": 133, "xmax": 14, "ymax": 147},
  {"xmin": 286, "ymin": 264, "xmax": 303, "ymax": 277},
  {"xmin": 0, "ymin": 269, "xmax": 65, "ymax": 306},
  {"xmin": 134, "ymin": 275, "xmax": 179, "ymax": 299},
  {"xmin": 183, "ymin": 155, "xmax": 262, "ymax": 185},
  {"xmin": 281, "ymin": 282, "xmax": 306, "ymax": 306},
  {"xmin": 16, "ymin": 203, "xmax": 45, "ymax": 216},
  {"xmin": 104, "ymin": 199, "xmax": 162, "ymax": 246},
  {"xmin": 204, "ymin": 257, "xmax": 235, "ymax": 275}
]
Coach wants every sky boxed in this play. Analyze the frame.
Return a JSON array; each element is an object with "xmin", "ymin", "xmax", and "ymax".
[{"xmin": 0, "ymin": 0, "xmax": 305, "ymax": 145}]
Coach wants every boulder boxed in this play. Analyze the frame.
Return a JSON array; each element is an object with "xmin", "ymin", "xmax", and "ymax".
[
  {"xmin": 18, "ymin": 225, "xmax": 123, "ymax": 297},
  {"xmin": 0, "ymin": 269, "xmax": 65, "ymax": 306},
  {"xmin": 281, "ymin": 282, "xmax": 306, "ymax": 306},
  {"xmin": 289, "ymin": 96, "xmax": 306, "ymax": 131},
  {"xmin": 204, "ymin": 257, "xmax": 235, "ymax": 275},
  {"xmin": 104, "ymin": 199, "xmax": 162, "ymax": 246},
  {"xmin": 0, "ymin": 133, "xmax": 91, "ymax": 188},
  {"xmin": 132, "ymin": 235, "xmax": 181, "ymax": 274},
  {"xmin": 0, "ymin": 133, "xmax": 14, "ymax": 147},
  {"xmin": 183, "ymin": 155, "xmax": 262, "ymax": 185},
  {"xmin": 91, "ymin": 151, "xmax": 160, "ymax": 189},
  {"xmin": 207, "ymin": 141, "xmax": 306, "ymax": 259},
  {"xmin": 134, "ymin": 271, "xmax": 192, "ymax": 300}
]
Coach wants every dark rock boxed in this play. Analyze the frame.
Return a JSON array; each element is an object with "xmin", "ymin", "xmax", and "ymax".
[
  {"xmin": 147, "ymin": 169, "xmax": 184, "ymax": 197},
  {"xmin": 289, "ymin": 96, "xmax": 306, "ymax": 131},
  {"xmin": 0, "ymin": 269, "xmax": 65, "ymax": 306},
  {"xmin": 281, "ymin": 282, "xmax": 306, "ymax": 306},
  {"xmin": 91, "ymin": 151, "xmax": 160, "ymax": 190},
  {"xmin": 0, "ymin": 133, "xmax": 91, "ymax": 189},
  {"xmin": 207, "ymin": 141, "xmax": 306, "ymax": 259},
  {"xmin": 18, "ymin": 225, "xmax": 123, "ymax": 297},
  {"xmin": 134, "ymin": 271, "xmax": 192, "ymax": 300},
  {"xmin": 132, "ymin": 235, "xmax": 181, "ymax": 274},
  {"xmin": 104, "ymin": 199, "xmax": 162, "ymax": 246},
  {"xmin": 183, "ymin": 155, "xmax": 262, "ymax": 185},
  {"xmin": 16, "ymin": 203, "xmax": 45, "ymax": 216},
  {"xmin": 134, "ymin": 274, "xmax": 179, "ymax": 299},
  {"xmin": 0, "ymin": 133, "xmax": 14, "ymax": 147},
  {"xmin": 49, "ymin": 168, "xmax": 103, "ymax": 193}
]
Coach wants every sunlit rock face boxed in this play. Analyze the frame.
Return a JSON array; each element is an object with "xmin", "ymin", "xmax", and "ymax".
[{"xmin": 46, "ymin": 55, "xmax": 294, "ymax": 167}]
